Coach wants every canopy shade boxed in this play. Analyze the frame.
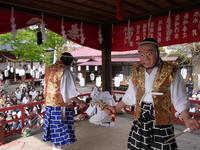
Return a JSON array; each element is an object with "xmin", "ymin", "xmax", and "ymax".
[
  {"xmin": 0, "ymin": 0, "xmax": 200, "ymax": 24},
  {"xmin": 0, "ymin": 0, "xmax": 200, "ymax": 51}
]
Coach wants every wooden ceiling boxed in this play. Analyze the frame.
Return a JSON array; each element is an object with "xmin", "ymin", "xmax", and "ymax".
[{"xmin": 0, "ymin": 0, "xmax": 200, "ymax": 24}]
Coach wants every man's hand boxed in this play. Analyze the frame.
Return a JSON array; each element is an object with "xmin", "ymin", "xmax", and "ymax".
[
  {"xmin": 184, "ymin": 118, "xmax": 200, "ymax": 131},
  {"xmin": 70, "ymin": 97, "xmax": 87, "ymax": 109},
  {"xmin": 181, "ymin": 110, "xmax": 200, "ymax": 131}
]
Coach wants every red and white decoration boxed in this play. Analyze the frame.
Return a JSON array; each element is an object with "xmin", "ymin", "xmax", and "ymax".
[{"xmin": 0, "ymin": 8, "xmax": 200, "ymax": 51}]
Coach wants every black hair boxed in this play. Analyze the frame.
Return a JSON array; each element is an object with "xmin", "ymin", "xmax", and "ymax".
[{"xmin": 60, "ymin": 52, "xmax": 74, "ymax": 66}]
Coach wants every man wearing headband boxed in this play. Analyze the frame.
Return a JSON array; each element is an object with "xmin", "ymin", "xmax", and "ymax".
[
  {"xmin": 43, "ymin": 52, "xmax": 86, "ymax": 150},
  {"xmin": 105, "ymin": 38, "xmax": 200, "ymax": 150}
]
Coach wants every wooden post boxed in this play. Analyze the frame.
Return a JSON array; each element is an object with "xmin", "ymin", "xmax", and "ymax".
[
  {"xmin": 14, "ymin": 62, "xmax": 17, "ymax": 82},
  {"xmin": 101, "ymin": 24, "xmax": 112, "ymax": 93}
]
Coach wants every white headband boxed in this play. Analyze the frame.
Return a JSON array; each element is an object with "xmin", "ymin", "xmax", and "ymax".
[
  {"xmin": 138, "ymin": 41, "xmax": 159, "ymax": 47},
  {"xmin": 61, "ymin": 55, "xmax": 74, "ymax": 58}
]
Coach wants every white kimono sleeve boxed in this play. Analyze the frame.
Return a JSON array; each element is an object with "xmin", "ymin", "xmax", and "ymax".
[
  {"xmin": 60, "ymin": 69, "xmax": 78, "ymax": 103},
  {"xmin": 122, "ymin": 79, "xmax": 137, "ymax": 106},
  {"xmin": 171, "ymin": 70, "xmax": 190, "ymax": 113}
]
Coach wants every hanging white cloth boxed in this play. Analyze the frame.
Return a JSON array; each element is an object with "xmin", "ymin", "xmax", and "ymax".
[
  {"xmin": 60, "ymin": 68, "xmax": 78, "ymax": 120},
  {"xmin": 181, "ymin": 68, "xmax": 187, "ymax": 79}
]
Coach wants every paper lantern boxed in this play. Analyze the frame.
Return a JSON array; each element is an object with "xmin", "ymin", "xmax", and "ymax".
[
  {"xmin": 96, "ymin": 76, "xmax": 101, "ymax": 87},
  {"xmin": 114, "ymin": 77, "xmax": 120, "ymax": 87},
  {"xmin": 78, "ymin": 66, "xmax": 81, "ymax": 71},
  {"xmin": 86, "ymin": 65, "xmax": 89, "ymax": 71},
  {"xmin": 90, "ymin": 73, "xmax": 95, "ymax": 81},
  {"xmin": 95, "ymin": 66, "xmax": 98, "ymax": 71},
  {"xmin": 15, "ymin": 68, "xmax": 19, "ymax": 74},
  {"xmin": 7, "ymin": 65, "xmax": 10, "ymax": 70},
  {"xmin": 79, "ymin": 77, "xmax": 85, "ymax": 87},
  {"xmin": 4, "ymin": 70, "xmax": 9, "ymax": 77},
  {"xmin": 10, "ymin": 67, "xmax": 14, "ymax": 73},
  {"xmin": 181, "ymin": 68, "xmax": 187, "ymax": 79}
]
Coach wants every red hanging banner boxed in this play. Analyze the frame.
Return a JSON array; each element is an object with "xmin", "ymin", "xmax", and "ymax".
[
  {"xmin": 112, "ymin": 8, "xmax": 200, "ymax": 51},
  {"xmin": 0, "ymin": 8, "xmax": 200, "ymax": 51}
]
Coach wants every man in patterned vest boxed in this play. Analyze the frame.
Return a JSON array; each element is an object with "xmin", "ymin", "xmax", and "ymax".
[
  {"xmin": 43, "ymin": 52, "xmax": 86, "ymax": 150},
  {"xmin": 105, "ymin": 38, "xmax": 200, "ymax": 150}
]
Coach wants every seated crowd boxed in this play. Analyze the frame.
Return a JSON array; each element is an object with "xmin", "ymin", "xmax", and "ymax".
[{"xmin": 0, "ymin": 82, "xmax": 44, "ymax": 133}]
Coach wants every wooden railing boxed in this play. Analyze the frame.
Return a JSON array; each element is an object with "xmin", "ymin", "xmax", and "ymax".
[{"xmin": 0, "ymin": 93, "xmax": 91, "ymax": 137}]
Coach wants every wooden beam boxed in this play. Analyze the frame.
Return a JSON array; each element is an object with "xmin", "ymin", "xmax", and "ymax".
[
  {"xmin": 166, "ymin": 0, "xmax": 178, "ymax": 5},
  {"xmin": 93, "ymin": 0, "xmax": 138, "ymax": 16},
  {"xmin": 0, "ymin": 0, "xmax": 111, "ymax": 24},
  {"xmin": 32, "ymin": 0, "xmax": 114, "ymax": 22},
  {"xmin": 101, "ymin": 24, "xmax": 112, "ymax": 93},
  {"xmin": 143, "ymin": 0, "xmax": 162, "ymax": 9},
  {"xmin": 124, "ymin": 0, "xmax": 149, "ymax": 12},
  {"xmin": 61, "ymin": 0, "xmax": 116, "ymax": 16}
]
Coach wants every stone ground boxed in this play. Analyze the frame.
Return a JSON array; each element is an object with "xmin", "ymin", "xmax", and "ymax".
[{"xmin": 1, "ymin": 114, "xmax": 200, "ymax": 150}]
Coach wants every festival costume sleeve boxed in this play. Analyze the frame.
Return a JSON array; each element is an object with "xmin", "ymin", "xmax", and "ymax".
[
  {"xmin": 122, "ymin": 79, "xmax": 137, "ymax": 106},
  {"xmin": 171, "ymin": 70, "xmax": 190, "ymax": 113},
  {"xmin": 60, "ymin": 69, "xmax": 78, "ymax": 103}
]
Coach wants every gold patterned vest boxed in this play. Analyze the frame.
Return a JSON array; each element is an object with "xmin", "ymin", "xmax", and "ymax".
[
  {"xmin": 131, "ymin": 61, "xmax": 178, "ymax": 125},
  {"xmin": 44, "ymin": 61, "xmax": 66, "ymax": 107}
]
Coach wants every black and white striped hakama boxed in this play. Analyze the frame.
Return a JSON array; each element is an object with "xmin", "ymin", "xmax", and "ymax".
[{"xmin": 128, "ymin": 103, "xmax": 178, "ymax": 150}]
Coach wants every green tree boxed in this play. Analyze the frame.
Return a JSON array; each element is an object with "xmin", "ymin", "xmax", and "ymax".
[
  {"xmin": 0, "ymin": 27, "xmax": 66, "ymax": 66},
  {"xmin": 167, "ymin": 52, "xmax": 192, "ymax": 65}
]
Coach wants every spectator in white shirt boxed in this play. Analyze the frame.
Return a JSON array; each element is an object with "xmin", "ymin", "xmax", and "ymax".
[
  {"xmin": 29, "ymin": 88, "xmax": 37, "ymax": 100},
  {"xmin": 22, "ymin": 93, "xmax": 31, "ymax": 104},
  {"xmin": 15, "ymin": 87, "xmax": 22, "ymax": 100}
]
